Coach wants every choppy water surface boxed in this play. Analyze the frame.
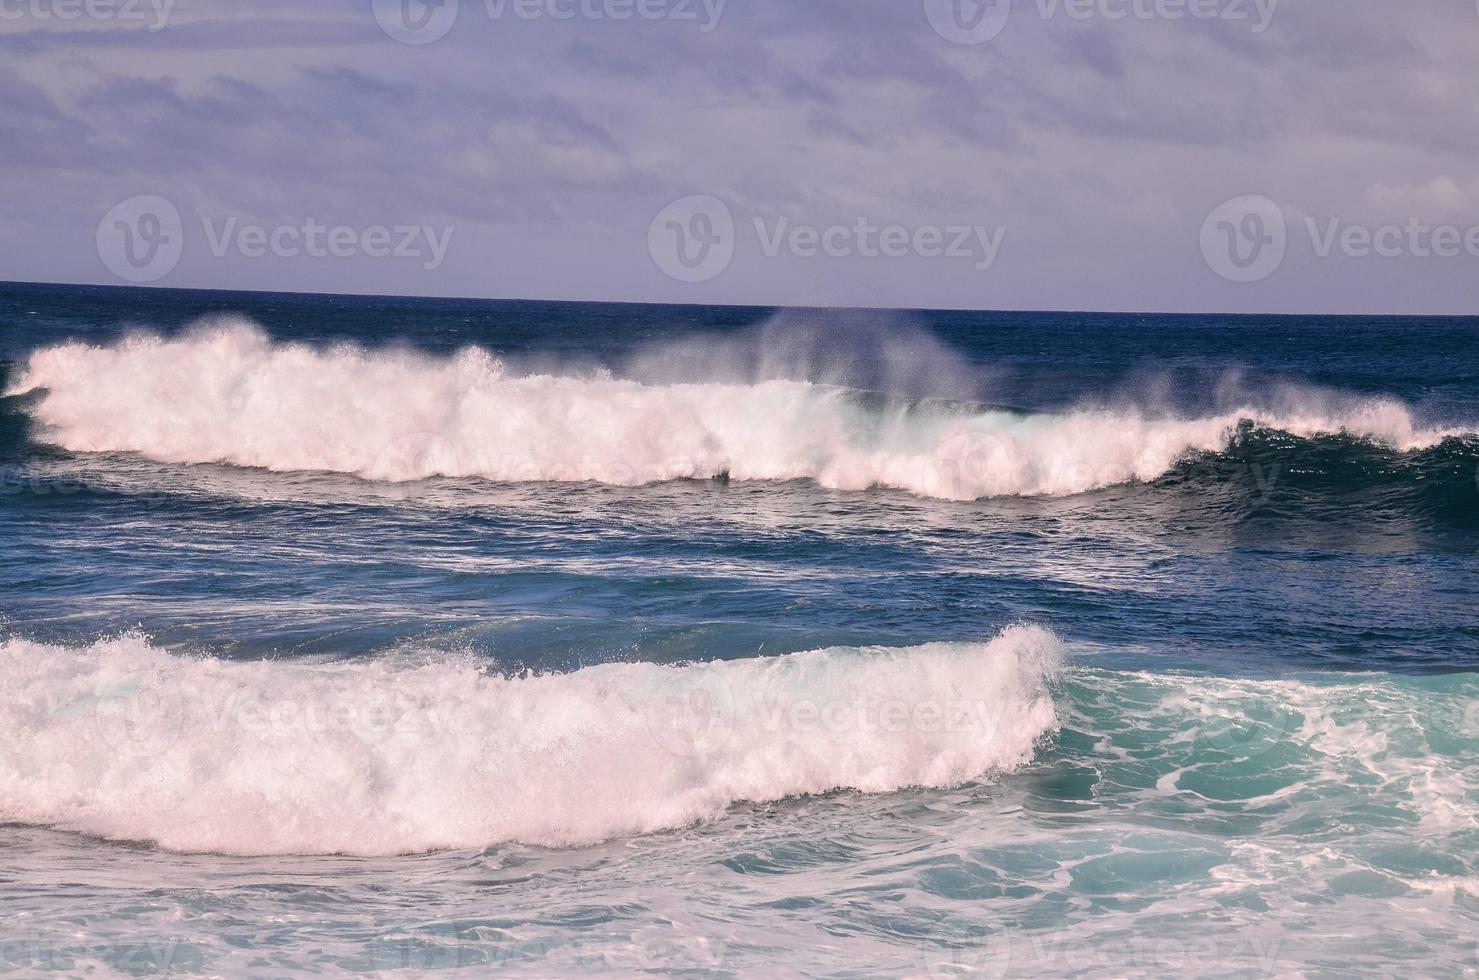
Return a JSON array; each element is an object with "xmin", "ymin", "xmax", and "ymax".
[{"xmin": 1, "ymin": 282, "xmax": 1476, "ymax": 976}]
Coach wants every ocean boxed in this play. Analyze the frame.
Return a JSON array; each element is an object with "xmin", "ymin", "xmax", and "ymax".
[{"xmin": 0, "ymin": 280, "xmax": 1475, "ymax": 976}]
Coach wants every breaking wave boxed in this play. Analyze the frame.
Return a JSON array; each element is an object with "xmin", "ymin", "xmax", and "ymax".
[
  {"xmin": 7, "ymin": 323, "xmax": 1472, "ymax": 500},
  {"xmin": 0, "ymin": 626, "xmax": 1061, "ymax": 856}
]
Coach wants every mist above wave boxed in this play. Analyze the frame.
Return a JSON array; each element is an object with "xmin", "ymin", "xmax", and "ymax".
[{"xmin": 8, "ymin": 320, "xmax": 1467, "ymax": 500}]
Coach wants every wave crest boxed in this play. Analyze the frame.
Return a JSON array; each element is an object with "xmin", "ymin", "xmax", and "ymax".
[
  {"xmin": 8, "ymin": 323, "xmax": 1468, "ymax": 500},
  {"xmin": 0, "ymin": 626, "xmax": 1061, "ymax": 856}
]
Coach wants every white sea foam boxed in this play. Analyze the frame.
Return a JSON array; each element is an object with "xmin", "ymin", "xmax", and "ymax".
[
  {"xmin": 0, "ymin": 626, "xmax": 1061, "ymax": 856},
  {"xmin": 7, "ymin": 322, "xmax": 1466, "ymax": 500}
]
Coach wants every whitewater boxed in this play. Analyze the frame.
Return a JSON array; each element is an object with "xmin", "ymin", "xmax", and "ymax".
[
  {"xmin": 2, "ymin": 288, "xmax": 1476, "ymax": 977},
  {"xmin": 0, "ymin": 627, "xmax": 1060, "ymax": 856},
  {"xmin": 8, "ymin": 322, "xmax": 1469, "ymax": 500}
]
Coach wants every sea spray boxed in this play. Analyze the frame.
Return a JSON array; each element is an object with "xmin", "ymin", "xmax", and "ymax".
[
  {"xmin": 9, "ymin": 322, "xmax": 1468, "ymax": 500},
  {"xmin": 0, "ymin": 626, "xmax": 1062, "ymax": 855}
]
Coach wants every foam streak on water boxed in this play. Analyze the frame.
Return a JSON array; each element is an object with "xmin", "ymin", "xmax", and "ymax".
[
  {"xmin": 1, "ymin": 641, "xmax": 1473, "ymax": 976},
  {"xmin": 3, "ymin": 291, "xmax": 1478, "ymax": 977}
]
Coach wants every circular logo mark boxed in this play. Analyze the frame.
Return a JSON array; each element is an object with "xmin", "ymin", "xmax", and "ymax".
[
  {"xmin": 1196, "ymin": 699, "xmax": 1301, "ymax": 762},
  {"xmin": 648, "ymin": 195, "xmax": 735, "ymax": 283},
  {"xmin": 373, "ymin": 0, "xmax": 459, "ymax": 44},
  {"xmin": 96, "ymin": 195, "xmax": 183, "ymax": 284},
  {"xmin": 94, "ymin": 672, "xmax": 185, "ymax": 758},
  {"xmin": 1200, "ymin": 194, "xmax": 1287, "ymax": 283},
  {"xmin": 923, "ymin": 0, "xmax": 1011, "ymax": 45},
  {"xmin": 349, "ymin": 692, "xmax": 411, "ymax": 746},
  {"xmin": 645, "ymin": 669, "xmax": 735, "ymax": 758},
  {"xmin": 368, "ymin": 922, "xmax": 483, "ymax": 977},
  {"xmin": 365, "ymin": 431, "xmax": 462, "ymax": 486},
  {"xmin": 922, "ymin": 933, "xmax": 1013, "ymax": 977}
]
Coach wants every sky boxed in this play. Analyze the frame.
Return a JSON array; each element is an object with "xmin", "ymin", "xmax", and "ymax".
[{"xmin": 3, "ymin": 0, "xmax": 1479, "ymax": 314}]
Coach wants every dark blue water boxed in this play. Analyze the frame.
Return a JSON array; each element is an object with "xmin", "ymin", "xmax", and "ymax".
[
  {"xmin": 3, "ymin": 282, "xmax": 1477, "ymax": 671},
  {"xmin": 1, "ymin": 281, "xmax": 1475, "ymax": 976}
]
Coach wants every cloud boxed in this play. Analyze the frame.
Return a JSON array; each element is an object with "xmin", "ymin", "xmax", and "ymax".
[
  {"xmin": 3, "ymin": 0, "xmax": 1479, "ymax": 312},
  {"xmin": 1366, "ymin": 177, "xmax": 1479, "ymax": 218},
  {"xmin": 0, "ymin": 17, "xmax": 383, "ymax": 53}
]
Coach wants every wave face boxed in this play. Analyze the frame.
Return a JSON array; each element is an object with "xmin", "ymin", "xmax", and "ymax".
[
  {"xmin": 8, "ymin": 323, "xmax": 1469, "ymax": 500},
  {"xmin": 0, "ymin": 626, "xmax": 1061, "ymax": 856}
]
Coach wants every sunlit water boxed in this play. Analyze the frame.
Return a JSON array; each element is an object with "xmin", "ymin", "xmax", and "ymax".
[{"xmin": 1, "ymin": 283, "xmax": 1476, "ymax": 976}]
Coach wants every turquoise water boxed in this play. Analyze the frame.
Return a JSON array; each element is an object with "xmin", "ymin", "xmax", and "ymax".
[{"xmin": 1, "ymin": 282, "xmax": 1476, "ymax": 976}]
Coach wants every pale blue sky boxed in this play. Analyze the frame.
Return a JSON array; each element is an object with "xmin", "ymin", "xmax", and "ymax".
[{"xmin": 3, "ymin": 0, "xmax": 1479, "ymax": 313}]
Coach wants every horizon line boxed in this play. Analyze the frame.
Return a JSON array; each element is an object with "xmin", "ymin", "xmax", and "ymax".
[{"xmin": 3, "ymin": 278, "xmax": 1478, "ymax": 321}]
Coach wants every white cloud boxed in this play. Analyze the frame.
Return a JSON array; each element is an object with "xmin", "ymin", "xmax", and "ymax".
[{"xmin": 3, "ymin": 0, "xmax": 1479, "ymax": 312}]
